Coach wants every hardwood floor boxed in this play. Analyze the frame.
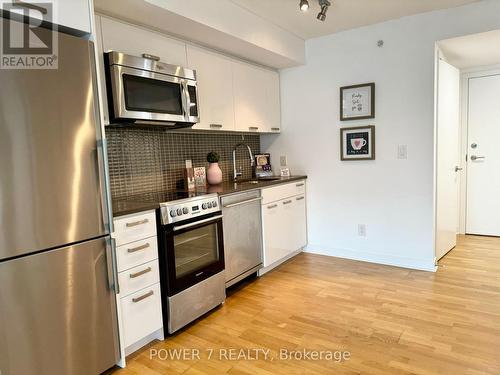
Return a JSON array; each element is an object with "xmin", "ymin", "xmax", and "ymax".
[{"xmin": 112, "ymin": 235, "xmax": 500, "ymax": 374}]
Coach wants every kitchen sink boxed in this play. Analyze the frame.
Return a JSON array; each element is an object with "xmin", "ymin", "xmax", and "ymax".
[{"xmin": 236, "ymin": 177, "xmax": 282, "ymax": 185}]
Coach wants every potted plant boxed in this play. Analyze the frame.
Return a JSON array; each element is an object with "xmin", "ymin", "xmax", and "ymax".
[{"xmin": 206, "ymin": 151, "xmax": 223, "ymax": 185}]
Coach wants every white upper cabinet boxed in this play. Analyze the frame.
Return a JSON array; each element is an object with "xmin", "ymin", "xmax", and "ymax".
[
  {"xmin": 233, "ymin": 61, "xmax": 268, "ymax": 133},
  {"xmin": 233, "ymin": 61, "xmax": 281, "ymax": 133},
  {"xmin": 100, "ymin": 16, "xmax": 187, "ymax": 67},
  {"xmin": 187, "ymin": 46, "xmax": 235, "ymax": 131},
  {"xmin": 6, "ymin": 0, "xmax": 91, "ymax": 34},
  {"xmin": 264, "ymin": 70, "xmax": 281, "ymax": 133}
]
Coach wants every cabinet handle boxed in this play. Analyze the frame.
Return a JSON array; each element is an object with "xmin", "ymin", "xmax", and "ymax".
[
  {"xmin": 283, "ymin": 200, "xmax": 293, "ymax": 205},
  {"xmin": 130, "ymin": 267, "xmax": 152, "ymax": 279},
  {"xmin": 248, "ymin": 126, "xmax": 259, "ymax": 131},
  {"xmin": 296, "ymin": 183, "xmax": 305, "ymax": 187},
  {"xmin": 125, "ymin": 218, "xmax": 149, "ymax": 227},
  {"xmin": 210, "ymin": 124, "xmax": 223, "ymax": 129},
  {"xmin": 13, "ymin": 0, "xmax": 47, "ymax": 14},
  {"xmin": 267, "ymin": 204, "xmax": 278, "ymax": 209},
  {"xmin": 271, "ymin": 127, "xmax": 280, "ymax": 131},
  {"xmin": 132, "ymin": 290, "xmax": 154, "ymax": 303},
  {"xmin": 127, "ymin": 242, "xmax": 150, "ymax": 253},
  {"xmin": 142, "ymin": 53, "xmax": 160, "ymax": 61},
  {"xmin": 296, "ymin": 196, "xmax": 305, "ymax": 201}
]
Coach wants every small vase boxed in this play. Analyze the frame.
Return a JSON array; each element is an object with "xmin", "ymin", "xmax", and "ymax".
[{"xmin": 207, "ymin": 162, "xmax": 223, "ymax": 185}]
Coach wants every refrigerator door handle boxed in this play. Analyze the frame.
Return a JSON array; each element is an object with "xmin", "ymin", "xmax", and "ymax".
[{"xmin": 107, "ymin": 237, "xmax": 120, "ymax": 294}]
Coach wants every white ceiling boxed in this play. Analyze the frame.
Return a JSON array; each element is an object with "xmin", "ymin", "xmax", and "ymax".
[
  {"xmin": 229, "ymin": 0, "xmax": 481, "ymax": 40},
  {"xmin": 439, "ymin": 30, "xmax": 500, "ymax": 69}
]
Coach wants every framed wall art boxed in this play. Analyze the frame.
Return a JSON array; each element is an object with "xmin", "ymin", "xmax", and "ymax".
[
  {"xmin": 340, "ymin": 83, "xmax": 375, "ymax": 121},
  {"xmin": 340, "ymin": 126, "xmax": 375, "ymax": 161}
]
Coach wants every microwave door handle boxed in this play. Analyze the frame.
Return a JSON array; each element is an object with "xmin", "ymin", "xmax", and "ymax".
[{"xmin": 180, "ymin": 80, "xmax": 190, "ymax": 121}]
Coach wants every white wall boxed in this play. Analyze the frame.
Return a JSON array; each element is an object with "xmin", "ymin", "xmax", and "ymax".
[{"xmin": 262, "ymin": 0, "xmax": 500, "ymax": 271}]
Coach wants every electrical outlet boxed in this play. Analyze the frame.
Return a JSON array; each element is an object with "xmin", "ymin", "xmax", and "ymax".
[
  {"xmin": 280, "ymin": 155, "xmax": 287, "ymax": 167},
  {"xmin": 358, "ymin": 224, "xmax": 366, "ymax": 237},
  {"xmin": 398, "ymin": 145, "xmax": 408, "ymax": 159}
]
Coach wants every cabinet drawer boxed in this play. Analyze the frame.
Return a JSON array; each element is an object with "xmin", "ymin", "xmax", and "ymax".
[
  {"xmin": 118, "ymin": 260, "xmax": 160, "ymax": 297},
  {"xmin": 114, "ymin": 211, "xmax": 157, "ymax": 246},
  {"xmin": 121, "ymin": 284, "xmax": 163, "ymax": 348},
  {"xmin": 116, "ymin": 236, "xmax": 158, "ymax": 272},
  {"xmin": 261, "ymin": 180, "xmax": 306, "ymax": 205}
]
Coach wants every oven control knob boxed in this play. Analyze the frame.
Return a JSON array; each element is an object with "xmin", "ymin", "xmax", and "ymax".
[
  {"xmin": 177, "ymin": 208, "xmax": 182, "ymax": 216},
  {"xmin": 183, "ymin": 207, "xmax": 189, "ymax": 214},
  {"xmin": 170, "ymin": 210, "xmax": 176, "ymax": 217},
  {"xmin": 202, "ymin": 203, "xmax": 208, "ymax": 210},
  {"xmin": 207, "ymin": 202, "xmax": 213, "ymax": 208},
  {"xmin": 212, "ymin": 201, "xmax": 218, "ymax": 208}
]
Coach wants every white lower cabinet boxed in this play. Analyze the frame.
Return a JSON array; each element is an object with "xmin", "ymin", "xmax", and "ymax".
[
  {"xmin": 113, "ymin": 210, "xmax": 163, "ymax": 367},
  {"xmin": 261, "ymin": 181, "xmax": 307, "ymax": 269},
  {"xmin": 121, "ymin": 284, "xmax": 163, "ymax": 348}
]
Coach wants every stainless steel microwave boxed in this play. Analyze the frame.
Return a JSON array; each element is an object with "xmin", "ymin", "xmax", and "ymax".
[{"xmin": 104, "ymin": 51, "xmax": 199, "ymax": 127}]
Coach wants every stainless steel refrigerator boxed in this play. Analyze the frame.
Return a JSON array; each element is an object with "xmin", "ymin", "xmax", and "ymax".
[{"xmin": 0, "ymin": 20, "xmax": 120, "ymax": 375}]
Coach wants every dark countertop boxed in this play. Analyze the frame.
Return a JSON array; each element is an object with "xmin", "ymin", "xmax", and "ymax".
[{"xmin": 112, "ymin": 175, "xmax": 307, "ymax": 218}]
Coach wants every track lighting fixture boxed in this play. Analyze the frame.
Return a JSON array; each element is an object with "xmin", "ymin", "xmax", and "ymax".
[
  {"xmin": 299, "ymin": 0, "xmax": 309, "ymax": 12},
  {"xmin": 299, "ymin": 0, "xmax": 332, "ymax": 21},
  {"xmin": 317, "ymin": 0, "xmax": 331, "ymax": 21}
]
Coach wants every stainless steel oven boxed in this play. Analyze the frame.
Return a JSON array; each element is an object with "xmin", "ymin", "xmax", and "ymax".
[
  {"xmin": 104, "ymin": 51, "xmax": 199, "ymax": 127},
  {"xmin": 157, "ymin": 194, "xmax": 225, "ymax": 333}
]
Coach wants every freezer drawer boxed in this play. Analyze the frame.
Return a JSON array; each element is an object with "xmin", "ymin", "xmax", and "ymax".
[{"xmin": 0, "ymin": 237, "xmax": 119, "ymax": 375}]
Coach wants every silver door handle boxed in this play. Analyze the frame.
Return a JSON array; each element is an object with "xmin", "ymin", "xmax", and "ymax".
[
  {"xmin": 283, "ymin": 200, "xmax": 293, "ymax": 205},
  {"xmin": 108, "ymin": 238, "xmax": 120, "ymax": 295},
  {"xmin": 223, "ymin": 197, "xmax": 262, "ymax": 208},
  {"xmin": 173, "ymin": 215, "xmax": 223, "ymax": 231},
  {"xmin": 142, "ymin": 53, "xmax": 160, "ymax": 61},
  {"xmin": 249, "ymin": 126, "xmax": 259, "ymax": 131},
  {"xmin": 267, "ymin": 204, "xmax": 278, "ymax": 209},
  {"xmin": 470, "ymin": 155, "xmax": 485, "ymax": 161},
  {"xmin": 455, "ymin": 166, "xmax": 463, "ymax": 172},
  {"xmin": 127, "ymin": 242, "xmax": 150, "ymax": 253},
  {"xmin": 130, "ymin": 267, "xmax": 152, "ymax": 279},
  {"xmin": 125, "ymin": 218, "xmax": 149, "ymax": 228},
  {"xmin": 210, "ymin": 124, "xmax": 223, "ymax": 129},
  {"xmin": 296, "ymin": 196, "xmax": 305, "ymax": 201},
  {"xmin": 132, "ymin": 290, "xmax": 154, "ymax": 303},
  {"xmin": 296, "ymin": 183, "xmax": 305, "ymax": 187},
  {"xmin": 271, "ymin": 127, "xmax": 280, "ymax": 131}
]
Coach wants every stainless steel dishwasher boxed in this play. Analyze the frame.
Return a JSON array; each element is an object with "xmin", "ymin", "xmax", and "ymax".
[{"xmin": 221, "ymin": 190, "xmax": 263, "ymax": 287}]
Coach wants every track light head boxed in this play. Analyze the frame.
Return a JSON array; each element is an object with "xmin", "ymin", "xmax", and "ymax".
[
  {"xmin": 299, "ymin": 0, "xmax": 309, "ymax": 12},
  {"xmin": 317, "ymin": 0, "xmax": 331, "ymax": 21}
]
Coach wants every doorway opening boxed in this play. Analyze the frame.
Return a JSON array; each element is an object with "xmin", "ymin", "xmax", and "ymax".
[{"xmin": 434, "ymin": 29, "xmax": 500, "ymax": 261}]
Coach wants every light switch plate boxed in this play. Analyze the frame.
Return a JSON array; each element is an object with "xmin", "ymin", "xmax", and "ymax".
[
  {"xmin": 398, "ymin": 145, "xmax": 408, "ymax": 159},
  {"xmin": 358, "ymin": 224, "xmax": 366, "ymax": 237},
  {"xmin": 280, "ymin": 155, "xmax": 287, "ymax": 167}
]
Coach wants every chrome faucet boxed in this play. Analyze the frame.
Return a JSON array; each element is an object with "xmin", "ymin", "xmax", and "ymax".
[{"xmin": 232, "ymin": 143, "xmax": 255, "ymax": 181}]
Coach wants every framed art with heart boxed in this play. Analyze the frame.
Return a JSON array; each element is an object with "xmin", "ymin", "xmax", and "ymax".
[{"xmin": 340, "ymin": 126, "xmax": 375, "ymax": 161}]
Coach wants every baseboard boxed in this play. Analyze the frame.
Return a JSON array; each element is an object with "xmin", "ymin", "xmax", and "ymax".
[
  {"xmin": 305, "ymin": 244, "xmax": 436, "ymax": 272},
  {"xmin": 124, "ymin": 328, "xmax": 164, "ymax": 358},
  {"xmin": 258, "ymin": 248, "xmax": 303, "ymax": 276}
]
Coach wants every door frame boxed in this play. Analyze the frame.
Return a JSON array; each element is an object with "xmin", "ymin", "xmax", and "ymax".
[{"xmin": 458, "ymin": 66, "xmax": 500, "ymax": 234}]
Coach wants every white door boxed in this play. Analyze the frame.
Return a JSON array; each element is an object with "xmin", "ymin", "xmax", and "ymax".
[
  {"xmin": 466, "ymin": 74, "xmax": 500, "ymax": 236},
  {"xmin": 435, "ymin": 59, "xmax": 461, "ymax": 260}
]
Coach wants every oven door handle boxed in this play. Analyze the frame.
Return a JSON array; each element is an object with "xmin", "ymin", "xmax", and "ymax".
[{"xmin": 173, "ymin": 215, "xmax": 223, "ymax": 231}]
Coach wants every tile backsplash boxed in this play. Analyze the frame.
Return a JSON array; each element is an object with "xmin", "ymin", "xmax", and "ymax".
[{"xmin": 106, "ymin": 126, "xmax": 261, "ymax": 199}]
